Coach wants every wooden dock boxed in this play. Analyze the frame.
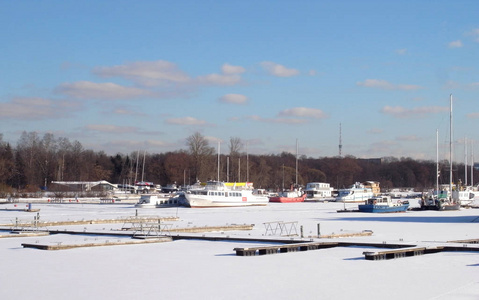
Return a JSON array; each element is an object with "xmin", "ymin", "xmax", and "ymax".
[
  {"xmin": 21, "ymin": 236, "xmax": 172, "ymax": 250},
  {"xmin": 233, "ymin": 240, "xmax": 479, "ymax": 259},
  {"xmin": 168, "ymin": 224, "xmax": 254, "ymax": 233},
  {"xmin": 0, "ymin": 231, "xmax": 50, "ymax": 238},
  {"xmin": 234, "ymin": 241, "xmax": 339, "ymax": 256},
  {"xmin": 0, "ymin": 216, "xmax": 179, "ymax": 228}
]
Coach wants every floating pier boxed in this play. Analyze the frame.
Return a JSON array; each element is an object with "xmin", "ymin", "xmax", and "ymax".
[
  {"xmin": 21, "ymin": 236, "xmax": 172, "ymax": 250},
  {"xmin": 0, "ymin": 216, "xmax": 179, "ymax": 228},
  {"xmin": 0, "ymin": 231, "xmax": 49, "ymax": 238},
  {"xmin": 233, "ymin": 240, "xmax": 479, "ymax": 259},
  {"xmin": 234, "ymin": 241, "xmax": 339, "ymax": 256}
]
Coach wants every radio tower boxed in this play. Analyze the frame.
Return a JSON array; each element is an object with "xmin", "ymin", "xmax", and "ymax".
[{"xmin": 339, "ymin": 123, "xmax": 343, "ymax": 157}]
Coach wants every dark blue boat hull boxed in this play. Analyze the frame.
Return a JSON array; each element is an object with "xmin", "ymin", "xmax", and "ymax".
[{"xmin": 358, "ymin": 204, "xmax": 409, "ymax": 213}]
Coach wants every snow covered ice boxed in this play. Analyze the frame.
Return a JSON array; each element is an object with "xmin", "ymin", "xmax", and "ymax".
[{"xmin": 1, "ymin": 200, "xmax": 478, "ymax": 299}]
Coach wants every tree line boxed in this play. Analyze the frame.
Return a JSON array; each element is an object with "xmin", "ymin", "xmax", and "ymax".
[{"xmin": 0, "ymin": 131, "xmax": 476, "ymax": 196}]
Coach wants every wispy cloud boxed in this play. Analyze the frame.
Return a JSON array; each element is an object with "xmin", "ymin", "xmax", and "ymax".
[
  {"xmin": 0, "ymin": 97, "xmax": 80, "ymax": 120},
  {"xmin": 381, "ymin": 105, "xmax": 448, "ymax": 118},
  {"xmin": 84, "ymin": 124, "xmax": 140, "ymax": 134},
  {"xmin": 260, "ymin": 61, "xmax": 299, "ymax": 77},
  {"xmin": 93, "ymin": 60, "xmax": 191, "ymax": 87},
  {"xmin": 218, "ymin": 94, "xmax": 248, "ymax": 105},
  {"xmin": 466, "ymin": 28, "xmax": 479, "ymax": 42},
  {"xmin": 196, "ymin": 74, "xmax": 242, "ymax": 85},
  {"xmin": 448, "ymin": 40, "xmax": 463, "ymax": 48},
  {"xmin": 111, "ymin": 107, "xmax": 146, "ymax": 116},
  {"xmin": 246, "ymin": 115, "xmax": 307, "ymax": 124},
  {"xmin": 357, "ymin": 79, "xmax": 423, "ymax": 90},
  {"xmin": 395, "ymin": 48, "xmax": 407, "ymax": 55},
  {"xmin": 368, "ymin": 128, "xmax": 383, "ymax": 134},
  {"xmin": 278, "ymin": 107, "xmax": 327, "ymax": 119},
  {"xmin": 396, "ymin": 135, "xmax": 420, "ymax": 141},
  {"xmin": 166, "ymin": 116, "xmax": 211, "ymax": 126},
  {"xmin": 467, "ymin": 112, "xmax": 479, "ymax": 119},
  {"xmin": 444, "ymin": 80, "xmax": 479, "ymax": 90},
  {"xmin": 56, "ymin": 81, "xmax": 152, "ymax": 99},
  {"xmin": 221, "ymin": 63, "xmax": 245, "ymax": 75}
]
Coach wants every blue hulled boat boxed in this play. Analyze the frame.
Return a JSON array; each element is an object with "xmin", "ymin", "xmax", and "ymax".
[{"xmin": 358, "ymin": 195, "xmax": 409, "ymax": 213}]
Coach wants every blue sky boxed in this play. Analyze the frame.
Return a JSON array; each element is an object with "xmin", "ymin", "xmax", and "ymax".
[{"xmin": 1, "ymin": 1, "xmax": 478, "ymax": 161}]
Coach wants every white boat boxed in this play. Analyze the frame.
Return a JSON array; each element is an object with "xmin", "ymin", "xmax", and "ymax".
[
  {"xmin": 304, "ymin": 182, "xmax": 333, "ymax": 202},
  {"xmin": 184, "ymin": 181, "xmax": 269, "ymax": 208},
  {"xmin": 358, "ymin": 195, "xmax": 409, "ymax": 213},
  {"xmin": 420, "ymin": 95, "xmax": 460, "ymax": 211},
  {"xmin": 335, "ymin": 182, "xmax": 374, "ymax": 203},
  {"xmin": 134, "ymin": 194, "xmax": 179, "ymax": 208},
  {"xmin": 452, "ymin": 187, "xmax": 476, "ymax": 207}
]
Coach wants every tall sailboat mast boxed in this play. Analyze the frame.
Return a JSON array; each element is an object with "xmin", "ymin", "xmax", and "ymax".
[
  {"xmin": 436, "ymin": 129, "xmax": 439, "ymax": 194},
  {"xmin": 465, "ymin": 137, "xmax": 468, "ymax": 186},
  {"xmin": 471, "ymin": 142, "xmax": 474, "ymax": 186},
  {"xmin": 295, "ymin": 139, "xmax": 298, "ymax": 185},
  {"xmin": 449, "ymin": 94, "xmax": 453, "ymax": 196},
  {"xmin": 217, "ymin": 141, "xmax": 220, "ymax": 181}
]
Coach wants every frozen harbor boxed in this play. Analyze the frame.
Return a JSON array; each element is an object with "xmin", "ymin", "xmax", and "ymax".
[{"xmin": 1, "ymin": 200, "xmax": 478, "ymax": 299}]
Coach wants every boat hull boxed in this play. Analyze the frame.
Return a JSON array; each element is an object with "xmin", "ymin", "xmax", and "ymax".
[
  {"xmin": 358, "ymin": 204, "xmax": 409, "ymax": 213},
  {"xmin": 185, "ymin": 194, "xmax": 268, "ymax": 208},
  {"xmin": 269, "ymin": 194, "xmax": 306, "ymax": 203}
]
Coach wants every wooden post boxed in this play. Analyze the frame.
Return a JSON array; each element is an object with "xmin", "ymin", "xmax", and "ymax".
[{"xmin": 317, "ymin": 223, "xmax": 320, "ymax": 236}]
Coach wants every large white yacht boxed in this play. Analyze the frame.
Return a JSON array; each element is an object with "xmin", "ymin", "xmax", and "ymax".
[
  {"xmin": 184, "ymin": 181, "xmax": 269, "ymax": 208},
  {"xmin": 335, "ymin": 182, "xmax": 374, "ymax": 203},
  {"xmin": 304, "ymin": 182, "xmax": 333, "ymax": 202}
]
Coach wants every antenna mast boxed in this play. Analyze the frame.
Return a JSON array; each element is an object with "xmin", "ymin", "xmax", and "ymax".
[{"xmin": 339, "ymin": 123, "xmax": 343, "ymax": 157}]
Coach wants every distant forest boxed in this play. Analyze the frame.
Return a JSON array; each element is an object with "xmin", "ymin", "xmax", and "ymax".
[{"xmin": 0, "ymin": 131, "xmax": 477, "ymax": 195}]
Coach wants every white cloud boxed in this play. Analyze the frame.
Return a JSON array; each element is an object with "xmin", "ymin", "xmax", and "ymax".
[
  {"xmin": 381, "ymin": 105, "xmax": 448, "ymax": 118},
  {"xmin": 218, "ymin": 94, "xmax": 248, "ymax": 105},
  {"xmin": 278, "ymin": 107, "xmax": 327, "ymax": 119},
  {"xmin": 166, "ymin": 117, "xmax": 210, "ymax": 126},
  {"xmin": 57, "ymin": 81, "xmax": 152, "ymax": 100},
  {"xmin": 467, "ymin": 112, "xmax": 479, "ymax": 118},
  {"xmin": 84, "ymin": 124, "xmax": 139, "ymax": 134},
  {"xmin": 93, "ymin": 60, "xmax": 191, "ymax": 87},
  {"xmin": 396, "ymin": 135, "xmax": 420, "ymax": 141},
  {"xmin": 444, "ymin": 80, "xmax": 479, "ymax": 90},
  {"xmin": 260, "ymin": 61, "xmax": 299, "ymax": 77},
  {"xmin": 246, "ymin": 115, "xmax": 307, "ymax": 124},
  {"xmin": 448, "ymin": 40, "xmax": 463, "ymax": 48},
  {"xmin": 0, "ymin": 97, "xmax": 79, "ymax": 120},
  {"xmin": 111, "ymin": 107, "xmax": 146, "ymax": 116},
  {"xmin": 368, "ymin": 128, "xmax": 383, "ymax": 134},
  {"xmin": 466, "ymin": 28, "xmax": 479, "ymax": 42},
  {"xmin": 396, "ymin": 49, "xmax": 408, "ymax": 55},
  {"xmin": 357, "ymin": 79, "xmax": 423, "ymax": 90},
  {"xmin": 221, "ymin": 63, "xmax": 245, "ymax": 75},
  {"xmin": 196, "ymin": 74, "xmax": 242, "ymax": 85}
]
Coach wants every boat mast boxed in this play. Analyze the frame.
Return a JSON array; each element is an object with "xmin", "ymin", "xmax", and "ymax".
[
  {"xmin": 217, "ymin": 141, "xmax": 220, "ymax": 181},
  {"xmin": 465, "ymin": 137, "xmax": 468, "ymax": 186},
  {"xmin": 471, "ymin": 142, "xmax": 474, "ymax": 186},
  {"xmin": 141, "ymin": 150, "xmax": 146, "ymax": 182},
  {"xmin": 134, "ymin": 150, "xmax": 140, "ymax": 183},
  {"xmin": 295, "ymin": 139, "xmax": 298, "ymax": 186},
  {"xmin": 436, "ymin": 129, "xmax": 439, "ymax": 193},
  {"xmin": 449, "ymin": 94, "xmax": 453, "ymax": 197},
  {"xmin": 339, "ymin": 123, "xmax": 342, "ymax": 157},
  {"xmin": 246, "ymin": 141, "xmax": 249, "ymax": 182},
  {"xmin": 227, "ymin": 156, "xmax": 229, "ymax": 182}
]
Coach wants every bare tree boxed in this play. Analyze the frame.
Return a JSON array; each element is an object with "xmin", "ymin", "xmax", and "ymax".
[
  {"xmin": 186, "ymin": 132, "xmax": 214, "ymax": 181},
  {"xmin": 229, "ymin": 137, "xmax": 243, "ymax": 156},
  {"xmin": 228, "ymin": 137, "xmax": 243, "ymax": 181}
]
